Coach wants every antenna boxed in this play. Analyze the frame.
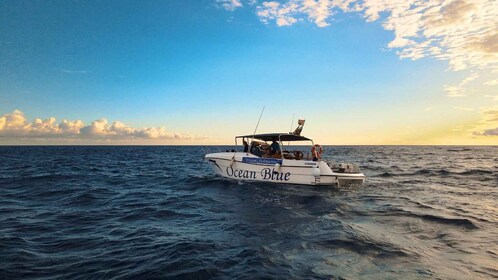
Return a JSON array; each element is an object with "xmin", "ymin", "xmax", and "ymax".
[
  {"xmin": 252, "ymin": 106, "xmax": 265, "ymax": 140},
  {"xmin": 288, "ymin": 113, "xmax": 295, "ymax": 146},
  {"xmin": 289, "ymin": 113, "xmax": 295, "ymax": 133}
]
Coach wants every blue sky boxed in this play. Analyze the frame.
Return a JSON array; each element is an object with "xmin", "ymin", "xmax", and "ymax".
[{"xmin": 1, "ymin": 0, "xmax": 497, "ymax": 144}]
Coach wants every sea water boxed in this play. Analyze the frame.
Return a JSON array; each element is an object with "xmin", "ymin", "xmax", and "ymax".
[{"xmin": 0, "ymin": 146, "xmax": 497, "ymax": 279}]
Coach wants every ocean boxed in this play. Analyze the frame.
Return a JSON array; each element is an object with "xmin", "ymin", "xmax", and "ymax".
[{"xmin": 0, "ymin": 146, "xmax": 497, "ymax": 279}]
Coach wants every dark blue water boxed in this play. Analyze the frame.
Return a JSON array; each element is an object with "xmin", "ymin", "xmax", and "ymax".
[{"xmin": 0, "ymin": 146, "xmax": 497, "ymax": 279}]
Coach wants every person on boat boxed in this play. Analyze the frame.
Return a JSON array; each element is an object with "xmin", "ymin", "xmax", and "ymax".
[
  {"xmin": 311, "ymin": 144, "xmax": 323, "ymax": 161},
  {"xmin": 243, "ymin": 138, "xmax": 249, "ymax": 152},
  {"xmin": 250, "ymin": 142, "xmax": 264, "ymax": 157},
  {"xmin": 269, "ymin": 139, "xmax": 281, "ymax": 158}
]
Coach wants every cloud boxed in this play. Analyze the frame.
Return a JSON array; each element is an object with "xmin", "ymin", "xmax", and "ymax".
[
  {"xmin": 460, "ymin": 72, "xmax": 479, "ymax": 85},
  {"xmin": 484, "ymin": 79, "xmax": 498, "ymax": 86},
  {"xmin": 453, "ymin": 106, "xmax": 474, "ymax": 111},
  {"xmin": 444, "ymin": 85, "xmax": 466, "ymax": 97},
  {"xmin": 0, "ymin": 110, "xmax": 206, "ymax": 140},
  {"xmin": 484, "ymin": 95, "xmax": 498, "ymax": 101},
  {"xmin": 256, "ymin": 0, "xmax": 334, "ymax": 27},
  {"xmin": 257, "ymin": 1, "xmax": 300, "ymax": 26},
  {"xmin": 472, "ymin": 106, "xmax": 498, "ymax": 136},
  {"xmin": 473, "ymin": 127, "xmax": 498, "ymax": 136},
  {"xmin": 444, "ymin": 72, "xmax": 478, "ymax": 97},
  {"xmin": 478, "ymin": 107, "xmax": 498, "ymax": 122},
  {"xmin": 247, "ymin": 0, "xmax": 498, "ymax": 72},
  {"xmin": 60, "ymin": 69, "xmax": 87, "ymax": 74},
  {"xmin": 216, "ymin": 0, "xmax": 243, "ymax": 11}
]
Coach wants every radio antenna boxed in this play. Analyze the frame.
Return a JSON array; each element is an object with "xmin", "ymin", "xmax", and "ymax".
[
  {"xmin": 288, "ymin": 113, "xmax": 295, "ymax": 146},
  {"xmin": 252, "ymin": 106, "xmax": 265, "ymax": 139},
  {"xmin": 289, "ymin": 113, "xmax": 295, "ymax": 132}
]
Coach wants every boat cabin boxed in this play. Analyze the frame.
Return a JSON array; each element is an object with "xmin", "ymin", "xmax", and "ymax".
[{"xmin": 235, "ymin": 133, "xmax": 314, "ymax": 161}]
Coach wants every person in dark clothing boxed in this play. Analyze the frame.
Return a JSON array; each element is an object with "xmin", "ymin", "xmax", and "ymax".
[
  {"xmin": 243, "ymin": 138, "xmax": 249, "ymax": 152},
  {"xmin": 250, "ymin": 142, "xmax": 263, "ymax": 157},
  {"xmin": 269, "ymin": 139, "xmax": 281, "ymax": 157}
]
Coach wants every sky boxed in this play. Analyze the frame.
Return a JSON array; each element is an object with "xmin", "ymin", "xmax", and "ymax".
[{"xmin": 0, "ymin": 0, "xmax": 497, "ymax": 145}]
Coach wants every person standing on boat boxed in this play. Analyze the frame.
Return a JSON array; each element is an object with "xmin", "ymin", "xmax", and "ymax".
[{"xmin": 269, "ymin": 138, "xmax": 281, "ymax": 158}]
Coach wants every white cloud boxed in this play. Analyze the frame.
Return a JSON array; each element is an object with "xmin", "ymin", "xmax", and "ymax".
[
  {"xmin": 460, "ymin": 72, "xmax": 479, "ymax": 85},
  {"xmin": 444, "ymin": 72, "xmax": 478, "ymax": 97},
  {"xmin": 60, "ymin": 69, "xmax": 87, "ymax": 74},
  {"xmin": 484, "ymin": 79, "xmax": 498, "ymax": 86},
  {"xmin": 484, "ymin": 95, "xmax": 498, "ymax": 101},
  {"xmin": 249, "ymin": 0, "xmax": 498, "ymax": 73},
  {"xmin": 256, "ymin": 0, "xmax": 335, "ymax": 27},
  {"xmin": 216, "ymin": 0, "xmax": 243, "ymax": 11},
  {"xmin": 0, "ymin": 110, "xmax": 26, "ymax": 131},
  {"xmin": 0, "ymin": 110, "xmax": 206, "ymax": 141},
  {"xmin": 257, "ymin": 1, "xmax": 300, "ymax": 26},
  {"xmin": 453, "ymin": 106, "xmax": 474, "ymax": 111},
  {"xmin": 444, "ymin": 84, "xmax": 467, "ymax": 97}
]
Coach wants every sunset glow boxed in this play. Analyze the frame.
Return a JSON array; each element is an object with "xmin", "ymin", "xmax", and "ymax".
[{"xmin": 1, "ymin": 0, "xmax": 497, "ymax": 145}]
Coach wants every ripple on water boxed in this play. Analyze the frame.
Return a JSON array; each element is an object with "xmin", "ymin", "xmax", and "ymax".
[{"xmin": 0, "ymin": 145, "xmax": 496, "ymax": 279}]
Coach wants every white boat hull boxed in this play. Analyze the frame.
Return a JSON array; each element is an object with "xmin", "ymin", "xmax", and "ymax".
[{"xmin": 205, "ymin": 152, "xmax": 365, "ymax": 186}]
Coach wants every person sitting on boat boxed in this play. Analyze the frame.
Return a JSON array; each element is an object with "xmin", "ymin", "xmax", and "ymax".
[
  {"xmin": 250, "ymin": 142, "xmax": 264, "ymax": 157},
  {"xmin": 269, "ymin": 139, "xmax": 281, "ymax": 157}
]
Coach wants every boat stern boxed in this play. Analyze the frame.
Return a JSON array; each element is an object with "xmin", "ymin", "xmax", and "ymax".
[{"xmin": 325, "ymin": 161, "xmax": 366, "ymax": 186}]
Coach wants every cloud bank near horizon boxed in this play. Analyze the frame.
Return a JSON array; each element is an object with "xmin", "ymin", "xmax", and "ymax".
[
  {"xmin": 0, "ymin": 110, "xmax": 206, "ymax": 141},
  {"xmin": 472, "ymin": 107, "xmax": 498, "ymax": 136},
  {"xmin": 225, "ymin": 0, "xmax": 498, "ymax": 74}
]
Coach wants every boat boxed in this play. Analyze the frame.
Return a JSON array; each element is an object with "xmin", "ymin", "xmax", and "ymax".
[{"xmin": 205, "ymin": 120, "xmax": 365, "ymax": 186}]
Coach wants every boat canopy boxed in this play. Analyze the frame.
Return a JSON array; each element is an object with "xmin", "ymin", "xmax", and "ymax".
[{"xmin": 236, "ymin": 133, "xmax": 311, "ymax": 142}]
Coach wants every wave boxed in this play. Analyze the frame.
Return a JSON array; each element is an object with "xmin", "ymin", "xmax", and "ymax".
[
  {"xmin": 458, "ymin": 169, "xmax": 493, "ymax": 175},
  {"xmin": 369, "ymin": 205, "xmax": 480, "ymax": 229},
  {"xmin": 315, "ymin": 238, "xmax": 409, "ymax": 258},
  {"xmin": 388, "ymin": 209, "xmax": 480, "ymax": 229},
  {"xmin": 1, "ymin": 145, "xmax": 496, "ymax": 280},
  {"xmin": 373, "ymin": 168, "xmax": 495, "ymax": 178},
  {"xmin": 378, "ymin": 172, "xmax": 394, "ymax": 177},
  {"xmin": 417, "ymin": 214, "xmax": 479, "ymax": 229},
  {"xmin": 447, "ymin": 148, "xmax": 473, "ymax": 152}
]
